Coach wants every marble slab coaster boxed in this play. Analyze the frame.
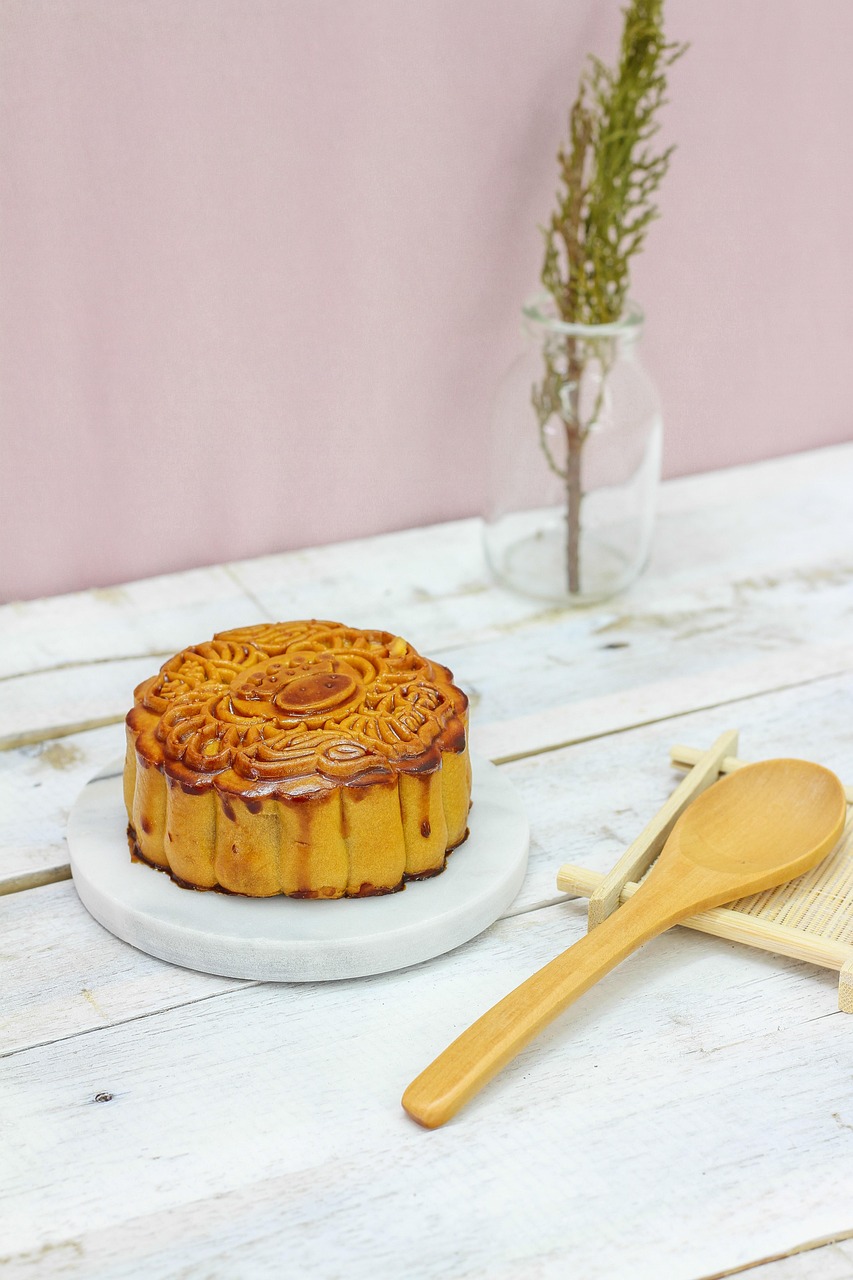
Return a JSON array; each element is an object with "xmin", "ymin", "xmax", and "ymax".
[{"xmin": 67, "ymin": 756, "xmax": 530, "ymax": 981}]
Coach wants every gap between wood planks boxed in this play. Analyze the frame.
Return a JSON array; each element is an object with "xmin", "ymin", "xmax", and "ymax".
[
  {"xmin": 698, "ymin": 1226, "xmax": 853, "ymax": 1279},
  {"xmin": 0, "ymin": 870, "xmax": 847, "ymax": 1062},
  {"xmin": 0, "ymin": 865, "xmax": 72, "ymax": 897},
  {"xmin": 0, "ymin": 978, "xmax": 261, "ymax": 1062},
  {"xmin": 1, "ymin": 713, "xmax": 129, "ymax": 752},
  {"xmin": 0, "ymin": 649, "xmax": 175, "ymax": 687},
  {"xmin": 0, "ymin": 890, "xmax": 590, "ymax": 1063},
  {"xmin": 476, "ymin": 645, "xmax": 853, "ymax": 765}
]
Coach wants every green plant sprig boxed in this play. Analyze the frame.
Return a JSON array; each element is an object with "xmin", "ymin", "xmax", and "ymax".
[{"xmin": 542, "ymin": 0, "xmax": 687, "ymax": 327}]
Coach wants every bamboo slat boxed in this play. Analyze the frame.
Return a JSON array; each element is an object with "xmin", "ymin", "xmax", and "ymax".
[{"xmin": 558, "ymin": 741, "xmax": 853, "ymax": 1011}]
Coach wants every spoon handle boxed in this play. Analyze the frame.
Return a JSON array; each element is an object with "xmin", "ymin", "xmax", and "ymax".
[{"xmin": 402, "ymin": 885, "xmax": 679, "ymax": 1129}]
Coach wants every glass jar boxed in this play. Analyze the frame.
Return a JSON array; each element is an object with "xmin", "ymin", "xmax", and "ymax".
[{"xmin": 483, "ymin": 297, "xmax": 662, "ymax": 604}]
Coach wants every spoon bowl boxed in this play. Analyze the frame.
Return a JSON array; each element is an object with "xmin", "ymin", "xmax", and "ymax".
[
  {"xmin": 403, "ymin": 758, "xmax": 847, "ymax": 1128},
  {"xmin": 643, "ymin": 757, "xmax": 848, "ymax": 914}
]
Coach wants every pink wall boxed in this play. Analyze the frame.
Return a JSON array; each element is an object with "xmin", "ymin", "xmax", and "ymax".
[{"xmin": 2, "ymin": 1, "xmax": 852, "ymax": 602}]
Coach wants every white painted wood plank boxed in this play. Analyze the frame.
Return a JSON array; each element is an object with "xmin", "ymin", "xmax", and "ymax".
[
  {"xmin": 739, "ymin": 1243, "xmax": 853, "ymax": 1280},
  {"xmin": 0, "ymin": 518, "xmax": 531, "ymax": 682},
  {"xmin": 223, "ymin": 446, "xmax": 853, "ymax": 743},
  {"xmin": 474, "ymin": 644, "xmax": 853, "ymax": 763},
  {"xmin": 0, "ymin": 880, "xmax": 250, "ymax": 1054},
  {"xmin": 9, "ymin": 512, "xmax": 852, "ymax": 753},
  {"xmin": 0, "ymin": 448, "xmax": 849, "ymax": 779},
  {"xmin": 445, "ymin": 445, "xmax": 850, "ymax": 729},
  {"xmin": 4, "ymin": 556, "xmax": 852, "ymax": 758},
  {"xmin": 453, "ymin": 559, "xmax": 853, "ymax": 732},
  {"xmin": 0, "ymin": 724, "xmax": 125, "ymax": 890},
  {"xmin": 227, "ymin": 516, "xmax": 540, "ymax": 656},
  {"xmin": 658, "ymin": 442, "xmax": 852, "ymax": 514},
  {"xmin": 5, "ymin": 674, "xmax": 853, "ymax": 1057},
  {"xmin": 3, "ymin": 448, "xmax": 845, "ymax": 742},
  {"xmin": 0, "ymin": 563, "xmax": 268, "ymax": 681},
  {"xmin": 230, "ymin": 444, "xmax": 853, "ymax": 643},
  {"xmin": 2, "ymin": 904, "xmax": 852, "ymax": 1279},
  {"xmin": 232, "ymin": 443, "xmax": 853, "ymax": 661},
  {"xmin": 0, "ymin": 656, "xmax": 166, "ymax": 750},
  {"xmin": 647, "ymin": 442, "xmax": 853, "ymax": 583}
]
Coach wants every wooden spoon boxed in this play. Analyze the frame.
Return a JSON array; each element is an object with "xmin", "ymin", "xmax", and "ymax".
[{"xmin": 402, "ymin": 758, "xmax": 847, "ymax": 1129}]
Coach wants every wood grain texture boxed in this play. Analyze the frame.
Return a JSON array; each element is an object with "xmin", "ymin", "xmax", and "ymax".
[
  {"xmin": 3, "ymin": 904, "xmax": 853, "ymax": 1279},
  {"xmin": 0, "ymin": 723, "xmax": 125, "ymax": 891},
  {"xmin": 0, "ymin": 563, "xmax": 269, "ymax": 681},
  {"xmin": 3, "ymin": 445, "xmax": 853, "ymax": 1277},
  {"xmin": 0, "ymin": 880, "xmax": 250, "ymax": 1056},
  {"xmin": 402, "ymin": 760, "xmax": 848, "ymax": 1127},
  {"xmin": 0, "ymin": 657, "xmax": 168, "ymax": 751}
]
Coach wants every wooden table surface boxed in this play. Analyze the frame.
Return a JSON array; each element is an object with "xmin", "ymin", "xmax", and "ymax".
[{"xmin": 3, "ymin": 444, "xmax": 853, "ymax": 1280}]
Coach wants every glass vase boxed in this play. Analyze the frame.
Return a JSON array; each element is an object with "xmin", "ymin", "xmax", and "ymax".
[{"xmin": 483, "ymin": 297, "xmax": 662, "ymax": 605}]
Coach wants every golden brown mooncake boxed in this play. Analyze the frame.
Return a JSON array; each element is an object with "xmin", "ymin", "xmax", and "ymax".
[{"xmin": 123, "ymin": 620, "xmax": 471, "ymax": 898}]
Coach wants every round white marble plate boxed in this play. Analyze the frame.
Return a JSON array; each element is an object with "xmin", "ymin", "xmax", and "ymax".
[{"xmin": 67, "ymin": 755, "xmax": 529, "ymax": 982}]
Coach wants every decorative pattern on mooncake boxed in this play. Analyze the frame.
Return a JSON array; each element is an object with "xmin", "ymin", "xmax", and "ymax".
[{"xmin": 123, "ymin": 621, "xmax": 471, "ymax": 897}]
